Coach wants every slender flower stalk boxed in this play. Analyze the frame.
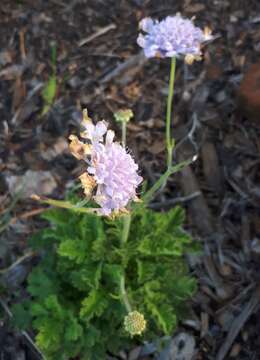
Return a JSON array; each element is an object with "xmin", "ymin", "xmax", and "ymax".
[
  {"xmin": 122, "ymin": 120, "xmax": 127, "ymax": 148},
  {"xmin": 137, "ymin": 13, "xmax": 213, "ymax": 169},
  {"xmin": 118, "ymin": 112, "xmax": 133, "ymax": 314},
  {"xmin": 120, "ymin": 275, "xmax": 132, "ymax": 313},
  {"xmin": 166, "ymin": 56, "xmax": 176, "ymax": 168}
]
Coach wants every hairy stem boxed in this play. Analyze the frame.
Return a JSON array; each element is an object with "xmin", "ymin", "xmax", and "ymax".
[
  {"xmin": 120, "ymin": 273, "xmax": 132, "ymax": 313},
  {"xmin": 122, "ymin": 120, "xmax": 127, "ymax": 148},
  {"xmin": 119, "ymin": 120, "xmax": 132, "ymax": 313},
  {"xmin": 121, "ymin": 214, "xmax": 131, "ymax": 244},
  {"xmin": 119, "ymin": 213, "xmax": 132, "ymax": 313},
  {"xmin": 143, "ymin": 159, "xmax": 193, "ymax": 204},
  {"xmin": 166, "ymin": 57, "xmax": 176, "ymax": 169}
]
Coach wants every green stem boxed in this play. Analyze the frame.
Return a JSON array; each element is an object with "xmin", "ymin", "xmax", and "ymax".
[
  {"xmin": 120, "ymin": 214, "xmax": 132, "ymax": 313},
  {"xmin": 143, "ymin": 159, "xmax": 192, "ymax": 204},
  {"xmin": 31, "ymin": 195, "xmax": 97, "ymax": 214},
  {"xmin": 120, "ymin": 120, "xmax": 132, "ymax": 313},
  {"xmin": 122, "ymin": 121, "xmax": 127, "ymax": 148},
  {"xmin": 166, "ymin": 57, "xmax": 176, "ymax": 169},
  {"xmin": 121, "ymin": 214, "xmax": 131, "ymax": 245},
  {"xmin": 120, "ymin": 275, "xmax": 132, "ymax": 313}
]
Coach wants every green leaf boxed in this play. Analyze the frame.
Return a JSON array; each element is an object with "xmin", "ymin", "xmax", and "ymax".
[
  {"xmin": 28, "ymin": 229, "xmax": 60, "ymax": 250},
  {"xmin": 41, "ymin": 75, "xmax": 57, "ymax": 115},
  {"xmin": 36, "ymin": 318, "xmax": 63, "ymax": 352},
  {"xmin": 41, "ymin": 208, "xmax": 70, "ymax": 226},
  {"xmin": 171, "ymin": 275, "xmax": 197, "ymax": 301},
  {"xmin": 12, "ymin": 302, "xmax": 32, "ymax": 330},
  {"xmin": 103, "ymin": 264, "xmax": 122, "ymax": 285},
  {"xmin": 58, "ymin": 238, "xmax": 87, "ymax": 264},
  {"xmin": 82, "ymin": 324, "xmax": 101, "ymax": 349},
  {"xmin": 28, "ymin": 268, "xmax": 58, "ymax": 299},
  {"xmin": 146, "ymin": 299, "xmax": 177, "ymax": 334},
  {"xmin": 69, "ymin": 262, "xmax": 102, "ymax": 290},
  {"xmin": 30, "ymin": 302, "xmax": 48, "ymax": 318},
  {"xmin": 136, "ymin": 259, "xmax": 156, "ymax": 284},
  {"xmin": 138, "ymin": 233, "xmax": 188, "ymax": 256},
  {"xmin": 80, "ymin": 289, "xmax": 108, "ymax": 321},
  {"xmin": 44, "ymin": 295, "xmax": 64, "ymax": 319},
  {"xmin": 65, "ymin": 316, "xmax": 83, "ymax": 341},
  {"xmin": 135, "ymin": 207, "xmax": 192, "ymax": 257}
]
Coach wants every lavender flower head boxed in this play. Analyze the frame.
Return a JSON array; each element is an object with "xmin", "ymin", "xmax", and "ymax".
[
  {"xmin": 137, "ymin": 14, "xmax": 212, "ymax": 61},
  {"xmin": 69, "ymin": 111, "xmax": 142, "ymax": 216}
]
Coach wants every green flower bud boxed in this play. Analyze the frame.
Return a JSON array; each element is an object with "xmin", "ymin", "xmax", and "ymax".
[
  {"xmin": 114, "ymin": 109, "xmax": 134, "ymax": 123},
  {"xmin": 124, "ymin": 310, "xmax": 146, "ymax": 336}
]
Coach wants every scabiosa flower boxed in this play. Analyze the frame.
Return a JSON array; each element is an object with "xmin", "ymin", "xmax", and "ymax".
[
  {"xmin": 137, "ymin": 14, "xmax": 212, "ymax": 63},
  {"xmin": 69, "ymin": 110, "xmax": 142, "ymax": 216}
]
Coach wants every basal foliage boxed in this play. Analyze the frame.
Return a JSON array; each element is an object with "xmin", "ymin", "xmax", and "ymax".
[{"xmin": 13, "ymin": 198, "xmax": 197, "ymax": 359}]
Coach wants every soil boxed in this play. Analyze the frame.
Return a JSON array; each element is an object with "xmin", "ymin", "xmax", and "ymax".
[{"xmin": 1, "ymin": 0, "xmax": 260, "ymax": 359}]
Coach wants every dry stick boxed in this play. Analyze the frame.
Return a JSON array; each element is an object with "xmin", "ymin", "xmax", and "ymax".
[
  {"xmin": 0, "ymin": 299, "xmax": 46, "ymax": 360},
  {"xmin": 216, "ymin": 287, "xmax": 260, "ymax": 360},
  {"xmin": 78, "ymin": 24, "xmax": 116, "ymax": 47},
  {"xmin": 178, "ymin": 156, "xmax": 214, "ymax": 236},
  {"xmin": 100, "ymin": 52, "xmax": 147, "ymax": 84},
  {"xmin": 19, "ymin": 29, "xmax": 26, "ymax": 61},
  {"xmin": 149, "ymin": 191, "xmax": 201, "ymax": 209},
  {"xmin": 0, "ymin": 251, "xmax": 36, "ymax": 275}
]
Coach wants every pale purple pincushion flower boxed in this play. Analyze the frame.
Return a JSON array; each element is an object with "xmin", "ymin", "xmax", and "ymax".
[
  {"xmin": 84, "ymin": 120, "xmax": 143, "ymax": 215},
  {"xmin": 137, "ymin": 14, "xmax": 211, "ymax": 59}
]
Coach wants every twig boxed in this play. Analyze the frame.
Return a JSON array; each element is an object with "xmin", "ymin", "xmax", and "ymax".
[
  {"xmin": 100, "ymin": 52, "xmax": 146, "ymax": 84},
  {"xmin": 173, "ymin": 112, "xmax": 201, "ymax": 160},
  {"xmin": 49, "ymin": 0, "xmax": 67, "ymax": 7},
  {"xmin": 0, "ymin": 299, "xmax": 45, "ymax": 359},
  {"xmin": 149, "ymin": 191, "xmax": 201, "ymax": 209},
  {"xmin": 216, "ymin": 287, "xmax": 260, "ymax": 360},
  {"xmin": 19, "ymin": 29, "xmax": 26, "ymax": 61},
  {"xmin": 78, "ymin": 24, "xmax": 116, "ymax": 47},
  {"xmin": 0, "ymin": 251, "xmax": 36, "ymax": 275}
]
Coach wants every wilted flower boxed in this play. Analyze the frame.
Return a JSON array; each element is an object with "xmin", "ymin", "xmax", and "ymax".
[
  {"xmin": 124, "ymin": 311, "xmax": 146, "ymax": 336},
  {"xmin": 69, "ymin": 110, "xmax": 142, "ymax": 216},
  {"xmin": 137, "ymin": 14, "xmax": 212, "ymax": 62}
]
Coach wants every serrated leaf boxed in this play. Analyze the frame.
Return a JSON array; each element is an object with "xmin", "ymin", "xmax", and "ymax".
[
  {"xmin": 82, "ymin": 324, "xmax": 101, "ymax": 349},
  {"xmin": 12, "ymin": 302, "xmax": 32, "ymax": 330},
  {"xmin": 28, "ymin": 229, "xmax": 59, "ymax": 250},
  {"xmin": 58, "ymin": 238, "xmax": 87, "ymax": 264},
  {"xmin": 103, "ymin": 264, "xmax": 122, "ymax": 285},
  {"xmin": 138, "ymin": 233, "xmax": 189, "ymax": 256},
  {"xmin": 171, "ymin": 275, "xmax": 197, "ymax": 300},
  {"xmin": 30, "ymin": 303, "xmax": 48, "ymax": 318},
  {"xmin": 69, "ymin": 262, "xmax": 102, "ymax": 290},
  {"xmin": 41, "ymin": 208, "xmax": 70, "ymax": 226},
  {"xmin": 80, "ymin": 289, "xmax": 108, "ymax": 321},
  {"xmin": 28, "ymin": 268, "xmax": 57, "ymax": 299},
  {"xmin": 36, "ymin": 318, "xmax": 63, "ymax": 352},
  {"xmin": 146, "ymin": 299, "xmax": 177, "ymax": 334},
  {"xmin": 44, "ymin": 295, "xmax": 64, "ymax": 319},
  {"xmin": 65, "ymin": 316, "xmax": 83, "ymax": 341},
  {"xmin": 136, "ymin": 259, "xmax": 156, "ymax": 284}
]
